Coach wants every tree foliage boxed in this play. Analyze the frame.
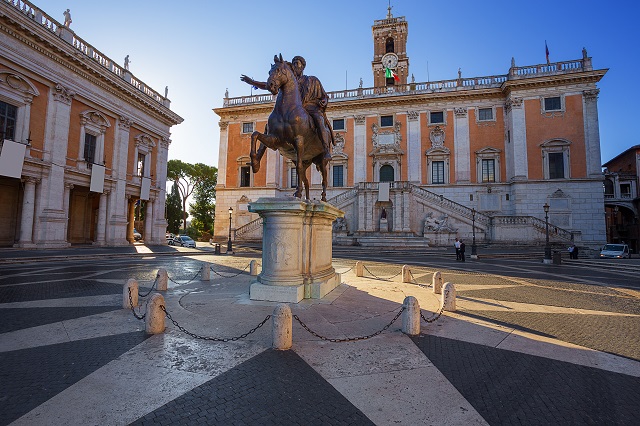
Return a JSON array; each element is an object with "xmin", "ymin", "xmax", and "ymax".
[
  {"xmin": 167, "ymin": 159, "xmax": 217, "ymax": 234},
  {"xmin": 165, "ymin": 181, "xmax": 183, "ymax": 234}
]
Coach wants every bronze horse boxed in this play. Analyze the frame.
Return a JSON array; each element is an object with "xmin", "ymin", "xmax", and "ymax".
[{"xmin": 249, "ymin": 54, "xmax": 329, "ymax": 201}]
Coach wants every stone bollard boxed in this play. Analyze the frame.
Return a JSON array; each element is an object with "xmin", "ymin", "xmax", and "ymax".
[
  {"xmin": 123, "ymin": 278, "xmax": 138, "ymax": 309},
  {"xmin": 432, "ymin": 271, "xmax": 443, "ymax": 294},
  {"xmin": 355, "ymin": 261, "xmax": 364, "ymax": 277},
  {"xmin": 441, "ymin": 282, "xmax": 456, "ymax": 312},
  {"xmin": 402, "ymin": 296, "xmax": 421, "ymax": 336},
  {"xmin": 272, "ymin": 303, "xmax": 292, "ymax": 350},
  {"xmin": 402, "ymin": 265, "xmax": 411, "ymax": 283},
  {"xmin": 157, "ymin": 268, "xmax": 168, "ymax": 291},
  {"xmin": 201, "ymin": 262, "xmax": 211, "ymax": 281},
  {"xmin": 145, "ymin": 293, "xmax": 166, "ymax": 334},
  {"xmin": 250, "ymin": 260, "xmax": 259, "ymax": 276}
]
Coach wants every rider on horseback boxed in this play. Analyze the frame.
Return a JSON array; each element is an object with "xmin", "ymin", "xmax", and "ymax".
[{"xmin": 241, "ymin": 55, "xmax": 334, "ymax": 160}]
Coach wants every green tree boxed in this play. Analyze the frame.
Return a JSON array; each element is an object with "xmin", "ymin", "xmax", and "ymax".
[
  {"xmin": 189, "ymin": 164, "xmax": 217, "ymax": 235},
  {"xmin": 165, "ymin": 181, "xmax": 183, "ymax": 234}
]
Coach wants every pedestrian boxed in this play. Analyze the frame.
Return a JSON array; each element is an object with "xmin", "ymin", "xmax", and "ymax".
[
  {"xmin": 568, "ymin": 244, "xmax": 575, "ymax": 259},
  {"xmin": 454, "ymin": 237, "xmax": 461, "ymax": 261},
  {"xmin": 573, "ymin": 244, "xmax": 579, "ymax": 259},
  {"xmin": 459, "ymin": 239, "xmax": 466, "ymax": 262}
]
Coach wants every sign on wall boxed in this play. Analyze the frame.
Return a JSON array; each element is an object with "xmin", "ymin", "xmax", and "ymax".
[
  {"xmin": 0, "ymin": 140, "xmax": 26, "ymax": 179},
  {"xmin": 140, "ymin": 177, "xmax": 151, "ymax": 200},
  {"xmin": 90, "ymin": 164, "xmax": 105, "ymax": 193},
  {"xmin": 378, "ymin": 182, "xmax": 390, "ymax": 202}
]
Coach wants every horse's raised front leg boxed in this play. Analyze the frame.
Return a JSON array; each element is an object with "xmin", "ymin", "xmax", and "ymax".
[{"xmin": 250, "ymin": 131, "xmax": 277, "ymax": 173}]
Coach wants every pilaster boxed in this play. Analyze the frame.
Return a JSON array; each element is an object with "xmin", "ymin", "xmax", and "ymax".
[
  {"xmin": 505, "ymin": 96, "xmax": 528, "ymax": 181},
  {"xmin": 353, "ymin": 115, "xmax": 367, "ymax": 183},
  {"xmin": 217, "ymin": 121, "xmax": 229, "ymax": 188},
  {"xmin": 454, "ymin": 107, "xmax": 470, "ymax": 183},
  {"xmin": 407, "ymin": 111, "xmax": 421, "ymax": 183},
  {"xmin": 583, "ymin": 89, "xmax": 602, "ymax": 178},
  {"xmin": 15, "ymin": 177, "xmax": 39, "ymax": 248}
]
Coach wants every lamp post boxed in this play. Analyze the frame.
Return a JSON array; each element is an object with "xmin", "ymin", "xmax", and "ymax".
[
  {"xmin": 227, "ymin": 207, "xmax": 233, "ymax": 254},
  {"xmin": 470, "ymin": 208, "xmax": 478, "ymax": 259},
  {"xmin": 613, "ymin": 205, "xmax": 619, "ymax": 243},
  {"xmin": 543, "ymin": 203, "xmax": 552, "ymax": 264}
]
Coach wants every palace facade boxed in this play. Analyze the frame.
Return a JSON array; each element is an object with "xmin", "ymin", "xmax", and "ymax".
[
  {"xmin": 0, "ymin": 0, "xmax": 182, "ymax": 247},
  {"xmin": 214, "ymin": 8, "xmax": 607, "ymax": 250}
]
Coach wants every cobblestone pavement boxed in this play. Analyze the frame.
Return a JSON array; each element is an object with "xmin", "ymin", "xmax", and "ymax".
[{"xmin": 1, "ymin": 249, "xmax": 640, "ymax": 425}]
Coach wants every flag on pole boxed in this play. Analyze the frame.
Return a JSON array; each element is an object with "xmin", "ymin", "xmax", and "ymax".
[
  {"xmin": 385, "ymin": 67, "xmax": 399, "ymax": 81},
  {"xmin": 545, "ymin": 41, "xmax": 550, "ymax": 64}
]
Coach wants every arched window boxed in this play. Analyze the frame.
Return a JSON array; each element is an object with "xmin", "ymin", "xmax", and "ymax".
[
  {"xmin": 604, "ymin": 179, "xmax": 614, "ymax": 196},
  {"xmin": 385, "ymin": 37, "xmax": 395, "ymax": 53},
  {"xmin": 380, "ymin": 165, "xmax": 394, "ymax": 182}
]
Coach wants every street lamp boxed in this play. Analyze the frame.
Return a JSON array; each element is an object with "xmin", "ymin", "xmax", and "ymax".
[
  {"xmin": 227, "ymin": 207, "xmax": 233, "ymax": 254},
  {"xmin": 543, "ymin": 203, "xmax": 552, "ymax": 264},
  {"xmin": 470, "ymin": 208, "xmax": 478, "ymax": 259}
]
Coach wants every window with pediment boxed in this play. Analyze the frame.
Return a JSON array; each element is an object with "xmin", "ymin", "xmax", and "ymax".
[
  {"xmin": 425, "ymin": 126, "xmax": 450, "ymax": 184},
  {"xmin": 475, "ymin": 147, "xmax": 502, "ymax": 183},
  {"xmin": 0, "ymin": 71, "xmax": 39, "ymax": 146},
  {"xmin": 541, "ymin": 139, "xmax": 570, "ymax": 180},
  {"xmin": 79, "ymin": 110, "xmax": 111, "ymax": 169}
]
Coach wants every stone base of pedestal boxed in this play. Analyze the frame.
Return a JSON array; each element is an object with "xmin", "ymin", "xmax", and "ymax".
[{"xmin": 247, "ymin": 197, "xmax": 344, "ymax": 303}]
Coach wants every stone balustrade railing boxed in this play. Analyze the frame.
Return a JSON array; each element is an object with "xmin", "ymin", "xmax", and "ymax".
[
  {"xmin": 234, "ymin": 217, "xmax": 263, "ymax": 239},
  {"xmin": 492, "ymin": 215, "xmax": 575, "ymax": 242},
  {"xmin": 326, "ymin": 187, "xmax": 358, "ymax": 207},
  {"xmin": 3, "ymin": 0, "xmax": 167, "ymax": 106},
  {"xmin": 410, "ymin": 185, "xmax": 490, "ymax": 226}
]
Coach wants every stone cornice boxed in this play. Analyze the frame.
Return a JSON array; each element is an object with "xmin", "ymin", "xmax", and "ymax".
[{"xmin": 501, "ymin": 69, "xmax": 607, "ymax": 96}]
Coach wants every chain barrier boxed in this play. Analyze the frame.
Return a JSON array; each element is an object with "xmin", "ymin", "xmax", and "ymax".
[
  {"xmin": 420, "ymin": 288, "xmax": 449, "ymax": 323},
  {"xmin": 128, "ymin": 287, "xmax": 146, "ymax": 320},
  {"xmin": 293, "ymin": 307, "xmax": 405, "ymax": 343},
  {"xmin": 362, "ymin": 264, "xmax": 403, "ymax": 281},
  {"xmin": 210, "ymin": 262, "xmax": 251, "ymax": 278},
  {"xmin": 138, "ymin": 274, "xmax": 160, "ymax": 298},
  {"xmin": 168, "ymin": 266, "xmax": 203, "ymax": 285},
  {"xmin": 408, "ymin": 270, "xmax": 432, "ymax": 289},
  {"xmin": 161, "ymin": 305, "xmax": 271, "ymax": 342},
  {"xmin": 335, "ymin": 265, "xmax": 354, "ymax": 274}
]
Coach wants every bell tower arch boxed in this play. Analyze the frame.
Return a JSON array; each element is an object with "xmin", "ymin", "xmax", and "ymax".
[{"xmin": 371, "ymin": 5, "xmax": 409, "ymax": 87}]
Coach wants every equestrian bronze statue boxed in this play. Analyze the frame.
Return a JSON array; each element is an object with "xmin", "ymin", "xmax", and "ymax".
[{"xmin": 240, "ymin": 54, "xmax": 334, "ymax": 201}]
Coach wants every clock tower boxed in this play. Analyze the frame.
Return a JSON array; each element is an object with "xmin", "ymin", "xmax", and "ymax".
[{"xmin": 372, "ymin": 5, "xmax": 409, "ymax": 87}]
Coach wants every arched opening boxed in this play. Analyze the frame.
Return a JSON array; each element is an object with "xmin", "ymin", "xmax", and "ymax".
[
  {"xmin": 385, "ymin": 37, "xmax": 395, "ymax": 53},
  {"xmin": 380, "ymin": 165, "xmax": 394, "ymax": 182},
  {"xmin": 604, "ymin": 179, "xmax": 614, "ymax": 196}
]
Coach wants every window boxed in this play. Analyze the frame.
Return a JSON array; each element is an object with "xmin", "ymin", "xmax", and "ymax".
[
  {"xmin": 478, "ymin": 108, "xmax": 493, "ymax": 121},
  {"xmin": 380, "ymin": 165, "xmax": 394, "ymax": 182},
  {"xmin": 481, "ymin": 159, "xmax": 495, "ymax": 182},
  {"xmin": 621, "ymin": 184, "xmax": 631, "ymax": 198},
  {"xmin": 82, "ymin": 133, "xmax": 97, "ymax": 164},
  {"xmin": 432, "ymin": 161, "xmax": 445, "ymax": 184},
  {"xmin": 385, "ymin": 37, "xmax": 394, "ymax": 53},
  {"xmin": 380, "ymin": 115, "xmax": 394, "ymax": 127},
  {"xmin": 333, "ymin": 165, "xmax": 344, "ymax": 187},
  {"xmin": 242, "ymin": 122, "xmax": 254, "ymax": 133},
  {"xmin": 604, "ymin": 179, "xmax": 614, "ymax": 196},
  {"xmin": 544, "ymin": 96, "xmax": 562, "ymax": 111},
  {"xmin": 0, "ymin": 100, "xmax": 17, "ymax": 140},
  {"xmin": 430, "ymin": 111, "xmax": 444, "ymax": 124},
  {"xmin": 332, "ymin": 119, "xmax": 345, "ymax": 131},
  {"xmin": 548, "ymin": 152, "xmax": 564, "ymax": 179},
  {"xmin": 136, "ymin": 152, "xmax": 145, "ymax": 176},
  {"xmin": 290, "ymin": 167, "xmax": 297, "ymax": 188},
  {"xmin": 240, "ymin": 166, "xmax": 251, "ymax": 187}
]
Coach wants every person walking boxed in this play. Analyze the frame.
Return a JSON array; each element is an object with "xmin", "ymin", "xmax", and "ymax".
[
  {"xmin": 459, "ymin": 239, "xmax": 466, "ymax": 262},
  {"xmin": 568, "ymin": 244, "xmax": 575, "ymax": 259},
  {"xmin": 454, "ymin": 238, "xmax": 461, "ymax": 261}
]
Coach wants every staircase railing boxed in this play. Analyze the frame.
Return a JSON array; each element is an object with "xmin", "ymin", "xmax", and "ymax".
[
  {"xmin": 234, "ymin": 217, "xmax": 263, "ymax": 240},
  {"xmin": 410, "ymin": 184, "xmax": 491, "ymax": 226},
  {"xmin": 492, "ymin": 215, "xmax": 575, "ymax": 242},
  {"xmin": 326, "ymin": 186, "xmax": 358, "ymax": 207}
]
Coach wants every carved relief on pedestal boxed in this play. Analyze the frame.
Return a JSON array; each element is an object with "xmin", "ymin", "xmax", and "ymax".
[{"xmin": 269, "ymin": 236, "xmax": 292, "ymax": 266}]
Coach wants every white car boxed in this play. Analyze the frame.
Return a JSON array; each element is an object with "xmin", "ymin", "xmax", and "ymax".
[
  {"xmin": 171, "ymin": 235, "xmax": 196, "ymax": 248},
  {"xmin": 599, "ymin": 244, "xmax": 630, "ymax": 259},
  {"xmin": 133, "ymin": 229, "xmax": 142, "ymax": 241}
]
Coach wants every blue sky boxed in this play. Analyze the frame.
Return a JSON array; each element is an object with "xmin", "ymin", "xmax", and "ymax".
[{"xmin": 39, "ymin": 0, "xmax": 638, "ymax": 168}]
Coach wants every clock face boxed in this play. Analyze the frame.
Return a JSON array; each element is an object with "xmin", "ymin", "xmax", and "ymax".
[{"xmin": 382, "ymin": 53, "xmax": 398, "ymax": 69}]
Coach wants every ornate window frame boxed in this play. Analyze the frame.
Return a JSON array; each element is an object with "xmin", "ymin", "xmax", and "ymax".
[
  {"xmin": 79, "ymin": 110, "xmax": 111, "ymax": 170},
  {"xmin": 237, "ymin": 155, "xmax": 253, "ymax": 187},
  {"xmin": 134, "ymin": 133, "xmax": 155, "ymax": 179},
  {"xmin": 425, "ymin": 125, "xmax": 449, "ymax": 184},
  {"xmin": 370, "ymin": 121, "xmax": 403, "ymax": 182},
  {"xmin": 0, "ymin": 71, "xmax": 39, "ymax": 146},
  {"xmin": 475, "ymin": 147, "xmax": 501, "ymax": 183},
  {"xmin": 330, "ymin": 133, "xmax": 348, "ymax": 187},
  {"xmin": 541, "ymin": 139, "xmax": 571, "ymax": 180}
]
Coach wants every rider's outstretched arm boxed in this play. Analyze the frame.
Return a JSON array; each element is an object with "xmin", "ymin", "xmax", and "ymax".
[{"xmin": 240, "ymin": 75, "xmax": 268, "ymax": 91}]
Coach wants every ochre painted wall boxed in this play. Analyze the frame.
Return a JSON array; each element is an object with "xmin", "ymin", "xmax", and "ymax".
[{"xmin": 469, "ymin": 107, "xmax": 506, "ymax": 183}]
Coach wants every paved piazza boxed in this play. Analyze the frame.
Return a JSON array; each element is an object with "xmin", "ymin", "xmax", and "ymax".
[{"xmin": 1, "ymin": 247, "xmax": 639, "ymax": 425}]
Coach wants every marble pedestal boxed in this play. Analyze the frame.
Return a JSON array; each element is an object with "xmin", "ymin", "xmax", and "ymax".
[{"xmin": 249, "ymin": 197, "xmax": 344, "ymax": 303}]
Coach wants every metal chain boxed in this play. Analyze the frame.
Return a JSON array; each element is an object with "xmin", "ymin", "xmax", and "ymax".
[
  {"xmin": 128, "ymin": 287, "xmax": 145, "ymax": 320},
  {"xmin": 363, "ymin": 264, "xmax": 402, "ymax": 281},
  {"xmin": 335, "ymin": 265, "xmax": 354, "ymax": 274},
  {"xmin": 168, "ymin": 266, "xmax": 203, "ymax": 285},
  {"xmin": 138, "ymin": 273, "xmax": 159, "ymax": 298},
  {"xmin": 420, "ymin": 288, "xmax": 449, "ymax": 323},
  {"xmin": 293, "ymin": 307, "xmax": 405, "ymax": 343},
  {"xmin": 408, "ymin": 270, "xmax": 432, "ymax": 289},
  {"xmin": 161, "ymin": 305, "xmax": 271, "ymax": 342},
  {"xmin": 210, "ymin": 262, "xmax": 251, "ymax": 278}
]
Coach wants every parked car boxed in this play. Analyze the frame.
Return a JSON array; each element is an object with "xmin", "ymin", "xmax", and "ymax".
[
  {"xmin": 133, "ymin": 228, "xmax": 142, "ymax": 241},
  {"xmin": 599, "ymin": 244, "xmax": 630, "ymax": 259},
  {"xmin": 166, "ymin": 233, "xmax": 174, "ymax": 244},
  {"xmin": 171, "ymin": 235, "xmax": 196, "ymax": 248}
]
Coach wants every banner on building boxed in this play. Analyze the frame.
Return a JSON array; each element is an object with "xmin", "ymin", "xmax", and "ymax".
[
  {"xmin": 0, "ymin": 139, "xmax": 27, "ymax": 179},
  {"xmin": 378, "ymin": 182, "xmax": 390, "ymax": 202},
  {"xmin": 140, "ymin": 177, "xmax": 151, "ymax": 200},
  {"xmin": 89, "ymin": 164, "xmax": 105, "ymax": 193}
]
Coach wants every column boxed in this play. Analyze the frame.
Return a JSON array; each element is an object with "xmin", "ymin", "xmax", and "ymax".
[
  {"xmin": 144, "ymin": 198, "xmax": 154, "ymax": 243},
  {"xmin": 266, "ymin": 146, "xmax": 279, "ymax": 187},
  {"xmin": 15, "ymin": 177, "xmax": 38, "ymax": 247},
  {"xmin": 402, "ymin": 190, "xmax": 411, "ymax": 232},
  {"xmin": 407, "ymin": 111, "xmax": 421, "ymax": 183},
  {"xmin": 94, "ymin": 191, "xmax": 108, "ymax": 245},
  {"xmin": 126, "ymin": 196, "xmax": 135, "ymax": 243},
  {"xmin": 454, "ymin": 107, "xmax": 470, "ymax": 183},
  {"xmin": 34, "ymin": 84, "xmax": 74, "ymax": 247},
  {"xmin": 353, "ymin": 115, "xmax": 367, "ymax": 184},
  {"xmin": 506, "ymin": 97, "xmax": 528, "ymax": 180},
  {"xmin": 583, "ymin": 89, "xmax": 602, "ymax": 178},
  {"xmin": 152, "ymin": 137, "xmax": 170, "ymax": 244},
  {"xmin": 394, "ymin": 190, "xmax": 402, "ymax": 232},
  {"xmin": 357, "ymin": 190, "xmax": 365, "ymax": 232},
  {"xmin": 217, "ymin": 121, "xmax": 229, "ymax": 188}
]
